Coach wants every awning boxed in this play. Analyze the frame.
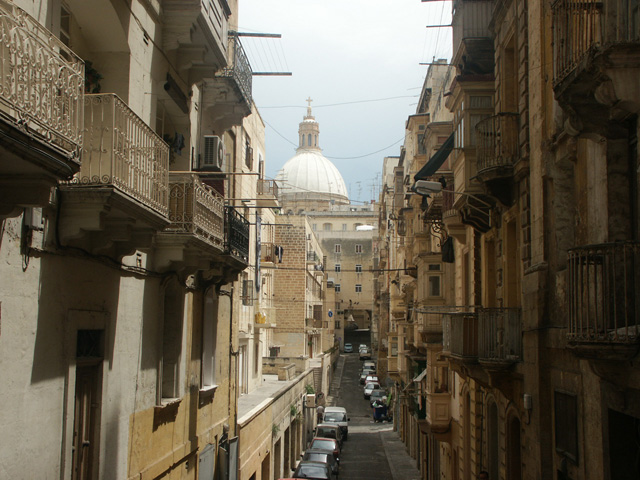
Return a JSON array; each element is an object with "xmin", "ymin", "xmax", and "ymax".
[
  {"xmin": 413, "ymin": 368, "xmax": 428, "ymax": 383},
  {"xmin": 414, "ymin": 132, "xmax": 455, "ymax": 181}
]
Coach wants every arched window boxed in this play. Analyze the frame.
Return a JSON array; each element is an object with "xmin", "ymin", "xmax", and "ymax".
[{"xmin": 308, "ymin": 133, "xmax": 312, "ymax": 145}]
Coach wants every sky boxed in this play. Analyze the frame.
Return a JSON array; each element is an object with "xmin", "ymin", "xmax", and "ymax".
[{"xmin": 238, "ymin": 0, "xmax": 452, "ymax": 204}]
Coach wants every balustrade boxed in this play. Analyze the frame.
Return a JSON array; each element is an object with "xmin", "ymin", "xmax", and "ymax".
[
  {"xmin": 166, "ymin": 173, "xmax": 224, "ymax": 249},
  {"xmin": 568, "ymin": 242, "xmax": 640, "ymax": 344},
  {"xmin": 0, "ymin": 0, "xmax": 84, "ymax": 156},
  {"xmin": 73, "ymin": 94, "xmax": 169, "ymax": 215}
]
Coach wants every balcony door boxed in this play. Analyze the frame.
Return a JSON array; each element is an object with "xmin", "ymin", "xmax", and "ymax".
[{"xmin": 72, "ymin": 362, "xmax": 101, "ymax": 480}]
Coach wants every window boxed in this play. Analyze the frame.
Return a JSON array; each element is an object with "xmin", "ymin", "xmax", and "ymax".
[
  {"xmin": 554, "ymin": 391, "xmax": 578, "ymax": 462},
  {"xmin": 335, "ymin": 321, "xmax": 341, "ymax": 329},
  {"xmin": 354, "ymin": 223, "xmax": 362, "ymax": 230},
  {"xmin": 355, "ymin": 244, "xmax": 363, "ymax": 254},
  {"xmin": 202, "ymin": 287, "xmax": 217, "ymax": 389},
  {"xmin": 161, "ymin": 280, "xmax": 185, "ymax": 400},
  {"xmin": 342, "ymin": 224, "xmax": 347, "ymax": 231},
  {"xmin": 335, "ymin": 264, "xmax": 341, "ymax": 272},
  {"xmin": 355, "ymin": 264, "xmax": 362, "ymax": 273},
  {"xmin": 312, "ymin": 224, "xmax": 317, "ymax": 230},
  {"xmin": 245, "ymin": 140, "xmax": 253, "ymax": 169},
  {"xmin": 335, "ymin": 284, "xmax": 341, "ymax": 293},
  {"xmin": 242, "ymin": 278, "xmax": 253, "ymax": 306},
  {"xmin": 335, "ymin": 244, "xmax": 341, "ymax": 253},
  {"xmin": 428, "ymin": 276, "xmax": 441, "ymax": 296},
  {"xmin": 60, "ymin": 5, "xmax": 71, "ymax": 47},
  {"xmin": 323, "ymin": 223, "xmax": 332, "ymax": 231},
  {"xmin": 355, "ymin": 284, "xmax": 362, "ymax": 293}
]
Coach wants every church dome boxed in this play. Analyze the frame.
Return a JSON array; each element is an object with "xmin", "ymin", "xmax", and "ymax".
[{"xmin": 275, "ymin": 99, "xmax": 349, "ymax": 205}]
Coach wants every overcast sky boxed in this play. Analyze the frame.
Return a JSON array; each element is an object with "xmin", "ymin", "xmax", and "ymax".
[{"xmin": 238, "ymin": 0, "xmax": 452, "ymax": 204}]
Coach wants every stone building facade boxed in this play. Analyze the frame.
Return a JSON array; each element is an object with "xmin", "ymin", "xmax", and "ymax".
[{"xmin": 377, "ymin": 1, "xmax": 640, "ymax": 479}]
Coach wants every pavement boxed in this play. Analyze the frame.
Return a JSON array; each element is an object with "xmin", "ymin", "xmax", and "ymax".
[{"xmin": 327, "ymin": 355, "xmax": 421, "ymax": 480}]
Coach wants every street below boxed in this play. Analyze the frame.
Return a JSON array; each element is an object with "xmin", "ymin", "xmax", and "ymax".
[{"xmin": 323, "ymin": 331, "xmax": 420, "ymax": 480}]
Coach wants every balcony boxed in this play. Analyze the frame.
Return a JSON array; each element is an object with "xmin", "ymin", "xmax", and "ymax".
[
  {"xmin": 419, "ymin": 306, "xmax": 471, "ymax": 345},
  {"xmin": 203, "ymin": 32, "xmax": 253, "ymax": 132},
  {"xmin": 476, "ymin": 113, "xmax": 519, "ymax": 204},
  {"xmin": 442, "ymin": 312, "xmax": 478, "ymax": 362},
  {"xmin": 59, "ymin": 94, "xmax": 169, "ymax": 259},
  {"xmin": 552, "ymin": 0, "xmax": 640, "ymax": 133},
  {"xmin": 155, "ymin": 173, "xmax": 225, "ymax": 272},
  {"xmin": 567, "ymin": 242, "xmax": 640, "ymax": 360},
  {"xmin": 426, "ymin": 392, "xmax": 451, "ymax": 432},
  {"xmin": 478, "ymin": 308, "xmax": 522, "ymax": 370},
  {"xmin": 162, "ymin": 0, "xmax": 231, "ymax": 73},
  {"xmin": 451, "ymin": 0, "xmax": 494, "ymax": 74},
  {"xmin": 225, "ymin": 205, "xmax": 250, "ymax": 267},
  {"xmin": 256, "ymin": 179, "xmax": 279, "ymax": 208},
  {"xmin": 0, "ymin": 1, "xmax": 84, "ymax": 218},
  {"xmin": 260, "ymin": 242, "xmax": 278, "ymax": 266}
]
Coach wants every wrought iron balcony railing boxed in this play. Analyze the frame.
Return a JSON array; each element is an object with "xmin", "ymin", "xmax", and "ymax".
[
  {"xmin": 568, "ymin": 242, "xmax": 640, "ymax": 345},
  {"xmin": 442, "ymin": 312, "xmax": 479, "ymax": 360},
  {"xmin": 478, "ymin": 307, "xmax": 522, "ymax": 364},
  {"xmin": 166, "ymin": 173, "xmax": 224, "ymax": 249},
  {"xmin": 71, "ymin": 94, "xmax": 169, "ymax": 215},
  {"xmin": 552, "ymin": 0, "xmax": 603, "ymax": 84},
  {"xmin": 0, "ymin": 0, "xmax": 84, "ymax": 157},
  {"xmin": 225, "ymin": 205, "xmax": 249, "ymax": 263},
  {"xmin": 418, "ymin": 306, "xmax": 472, "ymax": 343},
  {"xmin": 476, "ymin": 113, "xmax": 519, "ymax": 175},
  {"xmin": 218, "ymin": 32, "xmax": 252, "ymax": 107}
]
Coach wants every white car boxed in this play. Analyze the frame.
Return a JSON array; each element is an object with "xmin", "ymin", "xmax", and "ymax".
[
  {"xmin": 363, "ymin": 381, "xmax": 380, "ymax": 399},
  {"xmin": 323, "ymin": 406, "xmax": 350, "ymax": 439}
]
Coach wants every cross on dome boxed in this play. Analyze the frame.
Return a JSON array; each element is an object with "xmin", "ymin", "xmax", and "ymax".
[{"xmin": 306, "ymin": 96, "xmax": 313, "ymax": 117}]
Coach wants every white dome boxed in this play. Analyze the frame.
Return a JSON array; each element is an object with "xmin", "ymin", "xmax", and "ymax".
[{"xmin": 276, "ymin": 150, "xmax": 349, "ymax": 200}]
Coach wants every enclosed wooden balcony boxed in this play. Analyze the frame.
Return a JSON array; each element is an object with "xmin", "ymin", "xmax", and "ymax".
[
  {"xmin": 442, "ymin": 312, "xmax": 479, "ymax": 362},
  {"xmin": 0, "ymin": 1, "xmax": 84, "ymax": 218},
  {"xmin": 552, "ymin": 0, "xmax": 640, "ymax": 131},
  {"xmin": 567, "ymin": 242, "xmax": 640, "ymax": 360},
  {"xmin": 478, "ymin": 308, "xmax": 523, "ymax": 370},
  {"xmin": 476, "ymin": 113, "xmax": 519, "ymax": 205},
  {"xmin": 256, "ymin": 179, "xmax": 279, "ymax": 208},
  {"xmin": 59, "ymin": 94, "xmax": 169, "ymax": 259}
]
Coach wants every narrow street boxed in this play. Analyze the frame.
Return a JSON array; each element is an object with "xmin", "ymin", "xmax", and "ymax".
[{"xmin": 325, "ymin": 332, "xmax": 420, "ymax": 480}]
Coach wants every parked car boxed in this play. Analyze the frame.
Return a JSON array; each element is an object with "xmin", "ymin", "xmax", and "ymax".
[
  {"xmin": 365, "ymin": 375, "xmax": 379, "ymax": 385},
  {"xmin": 360, "ymin": 368, "xmax": 376, "ymax": 384},
  {"xmin": 363, "ymin": 381, "xmax": 380, "ymax": 399},
  {"xmin": 323, "ymin": 406, "xmax": 350, "ymax": 439},
  {"xmin": 302, "ymin": 450, "xmax": 339, "ymax": 476},
  {"xmin": 359, "ymin": 348, "xmax": 372, "ymax": 360},
  {"xmin": 343, "ymin": 343, "xmax": 353, "ymax": 353},
  {"xmin": 363, "ymin": 360, "xmax": 376, "ymax": 370},
  {"xmin": 309, "ymin": 437, "xmax": 340, "ymax": 461},
  {"xmin": 369, "ymin": 389, "xmax": 386, "ymax": 407},
  {"xmin": 358, "ymin": 344, "xmax": 368, "ymax": 352},
  {"xmin": 315, "ymin": 423, "xmax": 344, "ymax": 449},
  {"xmin": 292, "ymin": 461, "xmax": 334, "ymax": 480}
]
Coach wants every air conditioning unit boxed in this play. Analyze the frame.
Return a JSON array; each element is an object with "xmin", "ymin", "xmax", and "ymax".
[
  {"xmin": 196, "ymin": 135, "xmax": 224, "ymax": 171},
  {"xmin": 305, "ymin": 394, "xmax": 316, "ymax": 408}
]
